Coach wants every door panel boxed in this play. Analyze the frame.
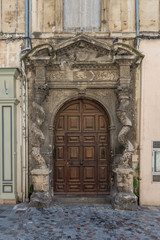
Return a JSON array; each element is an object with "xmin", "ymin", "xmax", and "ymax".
[{"xmin": 54, "ymin": 99, "xmax": 110, "ymax": 195}]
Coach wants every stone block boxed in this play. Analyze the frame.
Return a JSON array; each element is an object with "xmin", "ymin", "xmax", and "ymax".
[
  {"xmin": 112, "ymin": 192, "xmax": 137, "ymax": 211},
  {"xmin": 113, "ymin": 168, "xmax": 134, "ymax": 193},
  {"xmin": 31, "ymin": 168, "xmax": 51, "ymax": 192},
  {"xmin": 29, "ymin": 191, "xmax": 52, "ymax": 208}
]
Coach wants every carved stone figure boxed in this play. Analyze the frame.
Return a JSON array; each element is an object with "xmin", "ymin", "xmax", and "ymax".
[{"xmin": 116, "ymin": 89, "xmax": 134, "ymax": 168}]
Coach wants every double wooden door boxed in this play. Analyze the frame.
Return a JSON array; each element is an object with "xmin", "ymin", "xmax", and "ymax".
[{"xmin": 54, "ymin": 99, "xmax": 110, "ymax": 195}]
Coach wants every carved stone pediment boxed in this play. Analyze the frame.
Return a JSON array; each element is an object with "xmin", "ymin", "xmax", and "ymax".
[
  {"xmin": 23, "ymin": 35, "xmax": 144, "ymax": 67},
  {"xmin": 24, "ymin": 44, "xmax": 54, "ymax": 62},
  {"xmin": 54, "ymin": 35, "xmax": 113, "ymax": 63},
  {"xmin": 114, "ymin": 43, "xmax": 144, "ymax": 63}
]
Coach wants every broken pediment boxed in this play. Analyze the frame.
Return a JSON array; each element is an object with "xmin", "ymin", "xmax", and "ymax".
[
  {"xmin": 23, "ymin": 44, "xmax": 54, "ymax": 62},
  {"xmin": 113, "ymin": 43, "xmax": 144, "ymax": 63},
  {"xmin": 23, "ymin": 35, "xmax": 144, "ymax": 67}
]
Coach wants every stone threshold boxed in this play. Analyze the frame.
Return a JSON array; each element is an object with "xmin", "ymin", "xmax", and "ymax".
[{"xmin": 53, "ymin": 196, "xmax": 111, "ymax": 204}]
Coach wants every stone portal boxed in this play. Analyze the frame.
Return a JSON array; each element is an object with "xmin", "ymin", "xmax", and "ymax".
[{"xmin": 23, "ymin": 34, "xmax": 143, "ymax": 209}]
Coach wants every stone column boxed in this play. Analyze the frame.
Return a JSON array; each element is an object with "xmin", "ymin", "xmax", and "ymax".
[
  {"xmin": 29, "ymin": 65, "xmax": 52, "ymax": 208},
  {"xmin": 112, "ymin": 59, "xmax": 137, "ymax": 210}
]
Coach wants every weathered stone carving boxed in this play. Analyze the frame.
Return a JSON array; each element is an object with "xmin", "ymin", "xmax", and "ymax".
[
  {"xmin": 30, "ymin": 80, "xmax": 52, "ymax": 207},
  {"xmin": 31, "ymin": 101, "xmax": 47, "ymax": 169},
  {"xmin": 31, "ymin": 84, "xmax": 49, "ymax": 159},
  {"xmin": 114, "ymin": 168, "xmax": 134, "ymax": 193},
  {"xmin": 56, "ymin": 39, "xmax": 112, "ymax": 63},
  {"xmin": 78, "ymin": 88, "xmax": 86, "ymax": 97},
  {"xmin": 116, "ymin": 88, "xmax": 134, "ymax": 168},
  {"xmin": 95, "ymin": 70, "xmax": 118, "ymax": 81},
  {"xmin": 47, "ymin": 70, "xmax": 119, "ymax": 82},
  {"xmin": 29, "ymin": 191, "xmax": 52, "ymax": 208},
  {"xmin": 112, "ymin": 59, "xmax": 138, "ymax": 210},
  {"xmin": 24, "ymin": 35, "xmax": 143, "ymax": 209}
]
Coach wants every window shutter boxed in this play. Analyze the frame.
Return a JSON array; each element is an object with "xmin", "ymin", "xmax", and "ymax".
[{"xmin": 64, "ymin": 0, "xmax": 101, "ymax": 32}]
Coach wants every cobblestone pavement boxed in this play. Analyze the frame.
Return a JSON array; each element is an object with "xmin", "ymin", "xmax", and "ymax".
[{"xmin": 0, "ymin": 203, "xmax": 160, "ymax": 240}]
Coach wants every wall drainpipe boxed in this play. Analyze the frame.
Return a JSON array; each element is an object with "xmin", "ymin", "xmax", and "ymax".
[
  {"xmin": 25, "ymin": 0, "xmax": 29, "ymax": 49},
  {"xmin": 21, "ymin": 0, "xmax": 31, "ymax": 202},
  {"xmin": 29, "ymin": 0, "xmax": 32, "ymax": 48},
  {"xmin": 136, "ymin": 0, "xmax": 140, "ymax": 47},
  {"xmin": 25, "ymin": 0, "xmax": 31, "ymax": 49}
]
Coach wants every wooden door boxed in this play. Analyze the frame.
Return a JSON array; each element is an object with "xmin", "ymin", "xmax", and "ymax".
[{"xmin": 54, "ymin": 99, "xmax": 110, "ymax": 195}]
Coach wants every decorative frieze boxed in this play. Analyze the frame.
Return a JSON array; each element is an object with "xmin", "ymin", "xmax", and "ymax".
[{"xmin": 46, "ymin": 69, "xmax": 119, "ymax": 83}]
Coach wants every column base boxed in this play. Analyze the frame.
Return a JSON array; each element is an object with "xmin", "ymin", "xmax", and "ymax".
[
  {"xmin": 30, "ymin": 168, "xmax": 52, "ymax": 208},
  {"xmin": 29, "ymin": 191, "xmax": 52, "ymax": 208},
  {"xmin": 31, "ymin": 168, "xmax": 51, "ymax": 192},
  {"xmin": 112, "ymin": 192, "xmax": 137, "ymax": 211}
]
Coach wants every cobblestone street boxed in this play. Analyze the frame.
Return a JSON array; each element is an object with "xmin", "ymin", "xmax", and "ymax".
[{"xmin": 0, "ymin": 203, "xmax": 160, "ymax": 240}]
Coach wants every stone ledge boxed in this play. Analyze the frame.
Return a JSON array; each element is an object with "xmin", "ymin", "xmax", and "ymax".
[
  {"xmin": 0, "ymin": 199, "xmax": 16, "ymax": 204},
  {"xmin": 31, "ymin": 168, "xmax": 51, "ymax": 175}
]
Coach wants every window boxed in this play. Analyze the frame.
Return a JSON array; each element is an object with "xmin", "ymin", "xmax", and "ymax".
[
  {"xmin": 152, "ymin": 141, "xmax": 160, "ymax": 182},
  {"xmin": 63, "ymin": 0, "xmax": 101, "ymax": 32}
]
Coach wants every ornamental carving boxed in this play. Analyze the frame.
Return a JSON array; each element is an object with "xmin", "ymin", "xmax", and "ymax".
[
  {"xmin": 47, "ymin": 70, "xmax": 119, "ymax": 82},
  {"xmin": 94, "ymin": 70, "xmax": 118, "ymax": 81},
  {"xmin": 31, "ymin": 102, "xmax": 47, "ymax": 169},
  {"xmin": 116, "ymin": 88, "xmax": 134, "ymax": 168},
  {"xmin": 24, "ymin": 34, "xmax": 144, "ymax": 209},
  {"xmin": 56, "ymin": 39, "xmax": 112, "ymax": 63}
]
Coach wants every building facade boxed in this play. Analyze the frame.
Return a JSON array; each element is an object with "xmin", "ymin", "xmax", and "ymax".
[{"xmin": 0, "ymin": 0, "xmax": 159, "ymax": 207}]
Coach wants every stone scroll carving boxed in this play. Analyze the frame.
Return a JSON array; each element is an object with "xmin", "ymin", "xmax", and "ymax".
[{"xmin": 116, "ymin": 88, "xmax": 134, "ymax": 168}]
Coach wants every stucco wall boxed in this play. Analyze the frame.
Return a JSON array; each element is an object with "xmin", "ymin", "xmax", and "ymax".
[
  {"xmin": 0, "ymin": 41, "xmax": 22, "ymax": 68},
  {"xmin": 0, "ymin": 0, "xmax": 159, "ymax": 35},
  {"xmin": 140, "ymin": 40, "xmax": 160, "ymax": 206}
]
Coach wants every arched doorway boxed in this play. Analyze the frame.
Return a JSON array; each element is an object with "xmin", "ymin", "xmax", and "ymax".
[{"xmin": 54, "ymin": 99, "xmax": 110, "ymax": 196}]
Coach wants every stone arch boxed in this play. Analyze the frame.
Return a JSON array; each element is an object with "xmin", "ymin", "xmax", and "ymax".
[
  {"xmin": 50, "ymin": 95, "xmax": 115, "ymax": 129},
  {"xmin": 49, "ymin": 95, "xmax": 116, "ymax": 169}
]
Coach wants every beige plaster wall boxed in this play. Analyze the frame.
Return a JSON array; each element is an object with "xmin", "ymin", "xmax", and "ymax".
[
  {"xmin": 140, "ymin": 0, "xmax": 160, "ymax": 32},
  {"xmin": 139, "ymin": 40, "xmax": 160, "ymax": 206},
  {"xmin": 0, "ymin": 0, "xmax": 25, "ymax": 33},
  {"xmin": 0, "ymin": 41, "xmax": 22, "ymax": 68},
  {"xmin": 0, "ymin": 0, "xmax": 159, "ymax": 35}
]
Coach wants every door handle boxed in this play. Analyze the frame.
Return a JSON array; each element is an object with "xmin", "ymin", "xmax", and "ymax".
[
  {"xmin": 53, "ymin": 148, "xmax": 56, "ymax": 158},
  {"xmin": 80, "ymin": 162, "xmax": 83, "ymax": 166},
  {"xmin": 68, "ymin": 161, "xmax": 73, "ymax": 166}
]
